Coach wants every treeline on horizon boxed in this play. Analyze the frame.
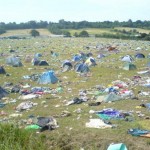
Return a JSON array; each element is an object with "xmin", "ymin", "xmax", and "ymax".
[
  {"xmin": 0, "ymin": 19, "xmax": 150, "ymax": 30},
  {"xmin": 0, "ymin": 19, "xmax": 150, "ymax": 40}
]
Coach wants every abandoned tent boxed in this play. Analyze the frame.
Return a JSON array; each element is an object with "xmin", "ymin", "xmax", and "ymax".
[{"xmin": 37, "ymin": 70, "xmax": 58, "ymax": 84}]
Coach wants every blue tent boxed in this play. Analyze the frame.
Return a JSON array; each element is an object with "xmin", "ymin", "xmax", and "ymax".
[
  {"xmin": 72, "ymin": 55, "xmax": 81, "ymax": 62},
  {"xmin": 37, "ymin": 70, "xmax": 58, "ymax": 84},
  {"xmin": 62, "ymin": 60, "xmax": 72, "ymax": 68},
  {"xmin": 0, "ymin": 66, "xmax": 6, "ymax": 74},
  {"xmin": 0, "ymin": 86, "xmax": 8, "ymax": 99},
  {"xmin": 34, "ymin": 53, "xmax": 42, "ymax": 58},
  {"xmin": 75, "ymin": 63, "xmax": 90, "ymax": 73},
  {"xmin": 135, "ymin": 53, "xmax": 145, "ymax": 59}
]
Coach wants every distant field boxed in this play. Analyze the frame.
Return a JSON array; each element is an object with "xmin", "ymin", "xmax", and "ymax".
[
  {"xmin": 0, "ymin": 27, "xmax": 150, "ymax": 37},
  {"xmin": 0, "ymin": 28, "xmax": 51, "ymax": 37},
  {"xmin": 67, "ymin": 27, "xmax": 150, "ymax": 36},
  {"xmin": 67, "ymin": 28, "xmax": 113, "ymax": 35}
]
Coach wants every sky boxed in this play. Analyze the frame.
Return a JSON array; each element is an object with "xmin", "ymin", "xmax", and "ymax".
[{"xmin": 0, "ymin": 0, "xmax": 149, "ymax": 23}]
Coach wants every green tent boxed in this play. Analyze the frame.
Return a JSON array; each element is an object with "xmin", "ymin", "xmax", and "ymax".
[
  {"xmin": 123, "ymin": 63, "xmax": 136, "ymax": 70},
  {"xmin": 107, "ymin": 143, "xmax": 128, "ymax": 150},
  {"xmin": 104, "ymin": 93, "xmax": 121, "ymax": 102}
]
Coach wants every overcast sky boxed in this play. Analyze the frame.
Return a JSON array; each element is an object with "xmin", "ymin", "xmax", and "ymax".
[{"xmin": 0, "ymin": 0, "xmax": 149, "ymax": 23}]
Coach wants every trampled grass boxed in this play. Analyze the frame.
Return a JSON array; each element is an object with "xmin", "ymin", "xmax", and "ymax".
[{"xmin": 0, "ymin": 36, "xmax": 150, "ymax": 149}]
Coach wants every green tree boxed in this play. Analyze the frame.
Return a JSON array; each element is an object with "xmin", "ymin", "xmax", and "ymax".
[
  {"xmin": 74, "ymin": 32, "xmax": 79, "ymax": 37},
  {"xmin": 79, "ymin": 30, "xmax": 89, "ymax": 37},
  {"xmin": 0, "ymin": 28, "xmax": 6, "ymax": 34},
  {"xmin": 30, "ymin": 29, "xmax": 40, "ymax": 37},
  {"xmin": 63, "ymin": 31, "xmax": 71, "ymax": 37}
]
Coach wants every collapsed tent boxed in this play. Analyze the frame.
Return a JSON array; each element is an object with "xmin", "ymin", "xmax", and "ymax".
[
  {"xmin": 74, "ymin": 63, "xmax": 90, "ymax": 73},
  {"xmin": 104, "ymin": 93, "xmax": 121, "ymax": 102},
  {"xmin": 121, "ymin": 55, "xmax": 134, "ymax": 63},
  {"xmin": 24, "ymin": 55, "xmax": 32, "ymax": 63},
  {"xmin": 51, "ymin": 51, "xmax": 59, "ymax": 57},
  {"xmin": 0, "ymin": 66, "xmax": 6, "ymax": 74},
  {"xmin": 97, "ymin": 53, "xmax": 105, "ymax": 59},
  {"xmin": 37, "ymin": 70, "xmax": 58, "ymax": 84},
  {"xmin": 123, "ymin": 63, "xmax": 136, "ymax": 70},
  {"xmin": 0, "ymin": 86, "xmax": 8, "ymax": 99},
  {"xmin": 135, "ymin": 53, "xmax": 145, "ymax": 59},
  {"xmin": 6, "ymin": 56, "xmax": 23, "ymax": 67}
]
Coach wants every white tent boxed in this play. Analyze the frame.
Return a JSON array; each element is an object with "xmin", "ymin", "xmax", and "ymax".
[{"xmin": 121, "ymin": 55, "xmax": 134, "ymax": 63}]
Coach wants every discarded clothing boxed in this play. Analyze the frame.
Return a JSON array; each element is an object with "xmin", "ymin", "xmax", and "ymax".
[
  {"xmin": 25, "ymin": 124, "xmax": 41, "ymax": 130},
  {"xmin": 10, "ymin": 85, "xmax": 21, "ymax": 93},
  {"xmin": 16, "ymin": 101, "xmax": 37, "ymax": 111},
  {"xmin": 88, "ymin": 102, "xmax": 101, "ymax": 106},
  {"xmin": 66, "ymin": 97, "xmax": 87, "ymax": 105},
  {"xmin": 18, "ymin": 94, "xmax": 39, "ymax": 100}
]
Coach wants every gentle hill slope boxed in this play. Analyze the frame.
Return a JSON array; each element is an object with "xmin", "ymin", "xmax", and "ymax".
[{"xmin": 0, "ymin": 28, "xmax": 51, "ymax": 37}]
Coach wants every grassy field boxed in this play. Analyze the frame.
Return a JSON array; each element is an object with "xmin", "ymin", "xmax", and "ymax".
[
  {"xmin": 0, "ymin": 35, "xmax": 150, "ymax": 149},
  {"xmin": 0, "ymin": 28, "xmax": 51, "ymax": 37},
  {"xmin": 67, "ymin": 28, "xmax": 113, "ymax": 35},
  {"xmin": 67, "ymin": 27, "xmax": 150, "ymax": 36}
]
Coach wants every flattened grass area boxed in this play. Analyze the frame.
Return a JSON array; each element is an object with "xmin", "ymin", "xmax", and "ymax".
[{"xmin": 0, "ymin": 37, "xmax": 150, "ymax": 149}]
